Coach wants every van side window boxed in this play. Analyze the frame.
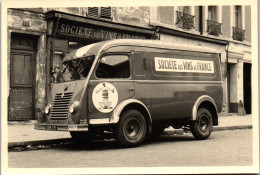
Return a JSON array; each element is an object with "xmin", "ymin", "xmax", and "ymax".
[{"xmin": 96, "ymin": 55, "xmax": 130, "ymax": 78}]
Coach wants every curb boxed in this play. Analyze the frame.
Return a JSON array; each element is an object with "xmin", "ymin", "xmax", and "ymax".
[
  {"xmin": 8, "ymin": 125, "xmax": 252, "ymax": 148},
  {"xmin": 164, "ymin": 125, "xmax": 252, "ymax": 135},
  {"xmin": 8, "ymin": 138, "xmax": 71, "ymax": 148},
  {"xmin": 212, "ymin": 125, "xmax": 252, "ymax": 131}
]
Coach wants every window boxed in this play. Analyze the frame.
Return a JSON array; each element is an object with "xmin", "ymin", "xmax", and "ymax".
[
  {"xmin": 57, "ymin": 56, "xmax": 95, "ymax": 83},
  {"xmin": 232, "ymin": 5, "xmax": 245, "ymax": 41},
  {"xmin": 96, "ymin": 55, "xmax": 130, "ymax": 78},
  {"xmin": 178, "ymin": 6, "xmax": 191, "ymax": 14},
  {"xmin": 87, "ymin": 7, "xmax": 112, "ymax": 19},
  {"xmin": 208, "ymin": 6, "xmax": 218, "ymax": 21},
  {"xmin": 235, "ymin": 5, "xmax": 242, "ymax": 28},
  {"xmin": 176, "ymin": 6, "xmax": 194, "ymax": 30},
  {"xmin": 207, "ymin": 6, "xmax": 222, "ymax": 36}
]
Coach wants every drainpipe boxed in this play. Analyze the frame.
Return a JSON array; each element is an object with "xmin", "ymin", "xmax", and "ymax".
[
  {"xmin": 50, "ymin": 15, "xmax": 61, "ymax": 87},
  {"xmin": 199, "ymin": 6, "xmax": 203, "ymax": 35},
  {"xmin": 224, "ymin": 42, "xmax": 230, "ymax": 78}
]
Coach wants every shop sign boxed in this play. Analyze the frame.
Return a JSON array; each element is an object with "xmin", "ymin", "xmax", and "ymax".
[{"xmin": 56, "ymin": 20, "xmax": 146, "ymax": 40}]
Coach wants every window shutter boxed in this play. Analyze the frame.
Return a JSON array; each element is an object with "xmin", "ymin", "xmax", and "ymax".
[
  {"xmin": 222, "ymin": 6, "xmax": 231, "ymax": 37},
  {"xmin": 158, "ymin": 6, "xmax": 174, "ymax": 25},
  {"xmin": 194, "ymin": 6, "xmax": 200, "ymax": 31},
  {"xmin": 244, "ymin": 6, "xmax": 251, "ymax": 42},
  {"xmin": 88, "ymin": 7, "xmax": 99, "ymax": 17},
  {"xmin": 101, "ymin": 7, "xmax": 112, "ymax": 19}
]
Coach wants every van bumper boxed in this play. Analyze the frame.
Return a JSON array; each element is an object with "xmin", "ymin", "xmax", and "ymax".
[{"xmin": 34, "ymin": 123, "xmax": 89, "ymax": 131}]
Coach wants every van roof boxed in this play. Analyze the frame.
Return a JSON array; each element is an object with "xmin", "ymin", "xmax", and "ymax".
[{"xmin": 64, "ymin": 39, "xmax": 219, "ymax": 61}]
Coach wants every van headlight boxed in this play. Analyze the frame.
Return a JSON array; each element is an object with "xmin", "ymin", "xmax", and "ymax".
[
  {"xmin": 69, "ymin": 101, "xmax": 80, "ymax": 114},
  {"xmin": 45, "ymin": 104, "xmax": 52, "ymax": 114}
]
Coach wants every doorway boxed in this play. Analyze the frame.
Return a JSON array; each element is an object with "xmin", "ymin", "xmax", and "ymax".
[
  {"xmin": 243, "ymin": 63, "xmax": 251, "ymax": 114},
  {"xmin": 8, "ymin": 33, "xmax": 37, "ymax": 120}
]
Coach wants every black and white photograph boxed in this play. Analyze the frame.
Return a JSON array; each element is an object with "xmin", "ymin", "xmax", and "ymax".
[{"xmin": 1, "ymin": 0, "xmax": 259, "ymax": 174}]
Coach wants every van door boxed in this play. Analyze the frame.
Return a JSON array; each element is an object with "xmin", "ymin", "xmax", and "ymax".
[
  {"xmin": 132, "ymin": 52, "xmax": 174, "ymax": 121},
  {"xmin": 87, "ymin": 54, "xmax": 134, "ymax": 119}
]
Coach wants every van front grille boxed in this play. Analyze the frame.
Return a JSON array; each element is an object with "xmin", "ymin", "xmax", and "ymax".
[{"xmin": 49, "ymin": 92, "xmax": 73, "ymax": 119}]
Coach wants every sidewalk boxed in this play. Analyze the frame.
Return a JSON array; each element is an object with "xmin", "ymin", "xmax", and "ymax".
[{"xmin": 8, "ymin": 114, "xmax": 252, "ymax": 148}]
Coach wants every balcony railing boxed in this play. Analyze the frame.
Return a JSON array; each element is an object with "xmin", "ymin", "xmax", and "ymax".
[
  {"xmin": 175, "ymin": 11, "xmax": 194, "ymax": 30},
  {"xmin": 232, "ymin": 27, "xmax": 245, "ymax": 41},
  {"xmin": 207, "ymin": 20, "xmax": 222, "ymax": 36}
]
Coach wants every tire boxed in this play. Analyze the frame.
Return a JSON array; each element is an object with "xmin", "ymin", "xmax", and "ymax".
[
  {"xmin": 115, "ymin": 109, "xmax": 147, "ymax": 147},
  {"xmin": 190, "ymin": 108, "xmax": 213, "ymax": 140},
  {"xmin": 70, "ymin": 132, "xmax": 95, "ymax": 142}
]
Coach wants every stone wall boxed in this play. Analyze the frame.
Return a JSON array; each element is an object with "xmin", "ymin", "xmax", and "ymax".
[
  {"xmin": 35, "ymin": 34, "xmax": 47, "ymax": 121},
  {"xmin": 112, "ymin": 7, "xmax": 150, "ymax": 28}
]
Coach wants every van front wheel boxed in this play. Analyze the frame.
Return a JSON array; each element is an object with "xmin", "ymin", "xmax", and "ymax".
[
  {"xmin": 190, "ymin": 108, "xmax": 213, "ymax": 140},
  {"xmin": 115, "ymin": 110, "xmax": 147, "ymax": 147}
]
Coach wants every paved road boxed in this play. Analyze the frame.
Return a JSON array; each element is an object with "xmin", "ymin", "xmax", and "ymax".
[{"xmin": 8, "ymin": 129, "xmax": 252, "ymax": 168}]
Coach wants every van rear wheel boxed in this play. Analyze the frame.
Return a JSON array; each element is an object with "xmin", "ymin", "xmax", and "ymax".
[
  {"xmin": 190, "ymin": 108, "xmax": 213, "ymax": 140},
  {"xmin": 115, "ymin": 110, "xmax": 147, "ymax": 147}
]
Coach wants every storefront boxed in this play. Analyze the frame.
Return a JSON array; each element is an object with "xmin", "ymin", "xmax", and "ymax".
[
  {"xmin": 7, "ymin": 8, "xmax": 251, "ymax": 121},
  {"xmin": 45, "ymin": 11, "xmax": 155, "ymax": 104},
  {"xmin": 8, "ymin": 9, "xmax": 155, "ymax": 121}
]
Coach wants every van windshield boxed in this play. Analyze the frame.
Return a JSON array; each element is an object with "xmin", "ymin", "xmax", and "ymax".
[{"xmin": 56, "ymin": 55, "xmax": 95, "ymax": 83}]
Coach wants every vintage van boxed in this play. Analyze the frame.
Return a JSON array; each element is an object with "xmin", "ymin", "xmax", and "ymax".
[{"xmin": 35, "ymin": 39, "xmax": 223, "ymax": 147}]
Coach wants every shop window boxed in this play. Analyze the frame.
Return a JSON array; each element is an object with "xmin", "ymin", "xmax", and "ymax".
[
  {"xmin": 207, "ymin": 6, "xmax": 222, "ymax": 36},
  {"xmin": 68, "ymin": 41, "xmax": 87, "ymax": 53},
  {"xmin": 87, "ymin": 7, "xmax": 112, "ymax": 20},
  {"xmin": 53, "ymin": 51, "xmax": 64, "ymax": 69},
  {"xmin": 96, "ymin": 55, "xmax": 130, "ymax": 78}
]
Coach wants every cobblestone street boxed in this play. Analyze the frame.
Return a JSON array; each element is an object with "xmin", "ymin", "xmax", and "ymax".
[{"xmin": 8, "ymin": 129, "xmax": 252, "ymax": 168}]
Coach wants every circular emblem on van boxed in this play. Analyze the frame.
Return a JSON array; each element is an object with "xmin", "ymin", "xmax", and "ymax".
[{"xmin": 92, "ymin": 82, "xmax": 118, "ymax": 113}]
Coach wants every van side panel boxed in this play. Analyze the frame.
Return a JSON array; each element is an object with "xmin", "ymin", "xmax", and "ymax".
[{"xmin": 132, "ymin": 50, "xmax": 222, "ymax": 121}]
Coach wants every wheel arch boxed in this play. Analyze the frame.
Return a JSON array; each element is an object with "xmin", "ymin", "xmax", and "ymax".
[
  {"xmin": 191, "ymin": 95, "xmax": 218, "ymax": 125},
  {"xmin": 111, "ymin": 99, "xmax": 152, "ymax": 124}
]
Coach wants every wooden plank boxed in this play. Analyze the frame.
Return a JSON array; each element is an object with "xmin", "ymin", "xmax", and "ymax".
[
  {"xmin": 9, "ymin": 88, "xmax": 34, "ymax": 120},
  {"xmin": 12, "ymin": 53, "xmax": 32, "ymax": 86}
]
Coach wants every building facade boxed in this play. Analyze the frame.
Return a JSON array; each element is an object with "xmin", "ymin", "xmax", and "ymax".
[{"xmin": 7, "ymin": 6, "xmax": 251, "ymax": 121}]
